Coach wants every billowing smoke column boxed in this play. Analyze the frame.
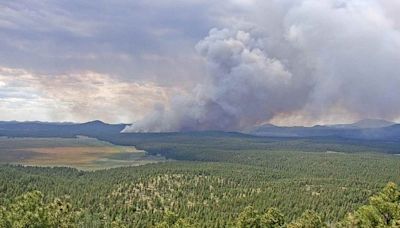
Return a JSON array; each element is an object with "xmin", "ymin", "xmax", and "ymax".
[
  {"xmin": 125, "ymin": 28, "xmax": 310, "ymax": 132},
  {"xmin": 124, "ymin": 0, "xmax": 400, "ymax": 132}
]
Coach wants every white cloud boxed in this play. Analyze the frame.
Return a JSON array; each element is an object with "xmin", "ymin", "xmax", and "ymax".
[{"xmin": 0, "ymin": 67, "xmax": 172, "ymax": 123}]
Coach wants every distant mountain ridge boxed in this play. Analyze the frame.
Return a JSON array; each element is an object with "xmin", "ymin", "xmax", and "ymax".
[
  {"xmin": 0, "ymin": 119, "xmax": 399, "ymax": 141},
  {"xmin": 0, "ymin": 120, "xmax": 127, "ymax": 138},
  {"xmin": 248, "ymin": 119, "xmax": 400, "ymax": 140},
  {"xmin": 329, "ymin": 119, "xmax": 396, "ymax": 129}
]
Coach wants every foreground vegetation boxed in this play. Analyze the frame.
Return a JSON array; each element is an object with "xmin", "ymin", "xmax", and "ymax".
[{"xmin": 1, "ymin": 182, "xmax": 400, "ymax": 227}]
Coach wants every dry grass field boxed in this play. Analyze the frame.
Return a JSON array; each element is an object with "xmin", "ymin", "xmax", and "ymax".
[{"xmin": 0, "ymin": 136, "xmax": 165, "ymax": 170}]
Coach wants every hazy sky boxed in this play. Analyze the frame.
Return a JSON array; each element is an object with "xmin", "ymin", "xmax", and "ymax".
[{"xmin": 1, "ymin": 0, "xmax": 400, "ymax": 131}]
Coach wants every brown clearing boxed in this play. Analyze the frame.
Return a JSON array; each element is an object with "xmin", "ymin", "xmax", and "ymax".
[{"xmin": 18, "ymin": 146, "xmax": 133, "ymax": 165}]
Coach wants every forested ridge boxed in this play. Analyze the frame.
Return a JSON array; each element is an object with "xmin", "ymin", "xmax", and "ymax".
[
  {"xmin": 1, "ymin": 171, "xmax": 399, "ymax": 227},
  {"xmin": 1, "ymin": 149, "xmax": 400, "ymax": 227},
  {"xmin": 1, "ymin": 132, "xmax": 400, "ymax": 227}
]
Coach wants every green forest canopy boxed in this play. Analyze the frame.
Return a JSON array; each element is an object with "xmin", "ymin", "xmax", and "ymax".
[{"xmin": 1, "ymin": 182, "xmax": 399, "ymax": 227}]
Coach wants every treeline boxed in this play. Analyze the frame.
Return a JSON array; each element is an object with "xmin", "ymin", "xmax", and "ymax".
[
  {"xmin": 95, "ymin": 133, "xmax": 400, "ymax": 155},
  {"xmin": 1, "ymin": 182, "xmax": 399, "ymax": 227}
]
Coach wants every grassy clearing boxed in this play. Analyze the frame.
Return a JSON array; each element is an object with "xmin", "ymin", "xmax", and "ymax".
[{"xmin": 0, "ymin": 137, "xmax": 165, "ymax": 170}]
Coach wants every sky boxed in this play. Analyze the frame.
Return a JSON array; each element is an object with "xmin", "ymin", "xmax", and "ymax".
[{"xmin": 1, "ymin": 0, "xmax": 400, "ymax": 131}]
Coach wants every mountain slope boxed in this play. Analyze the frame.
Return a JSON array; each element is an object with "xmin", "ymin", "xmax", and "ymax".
[
  {"xmin": 0, "ymin": 121, "xmax": 127, "ymax": 138},
  {"xmin": 249, "ymin": 119, "xmax": 399, "ymax": 140},
  {"xmin": 330, "ymin": 119, "xmax": 396, "ymax": 129}
]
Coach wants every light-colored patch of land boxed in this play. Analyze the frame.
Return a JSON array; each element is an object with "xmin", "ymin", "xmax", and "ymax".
[
  {"xmin": 20, "ymin": 146, "xmax": 132, "ymax": 165},
  {"xmin": 0, "ymin": 137, "xmax": 166, "ymax": 170},
  {"xmin": 325, "ymin": 151, "xmax": 345, "ymax": 154}
]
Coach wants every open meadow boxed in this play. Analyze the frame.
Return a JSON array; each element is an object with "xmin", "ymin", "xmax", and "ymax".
[{"xmin": 0, "ymin": 136, "xmax": 165, "ymax": 170}]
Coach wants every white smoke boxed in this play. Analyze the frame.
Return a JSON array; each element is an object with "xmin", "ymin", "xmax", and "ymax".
[{"xmin": 124, "ymin": 0, "xmax": 400, "ymax": 132}]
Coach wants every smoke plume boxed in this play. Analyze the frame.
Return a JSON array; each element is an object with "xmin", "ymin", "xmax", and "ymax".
[{"xmin": 124, "ymin": 0, "xmax": 400, "ymax": 132}]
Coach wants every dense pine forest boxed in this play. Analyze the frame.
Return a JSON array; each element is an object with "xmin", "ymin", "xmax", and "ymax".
[
  {"xmin": 1, "ymin": 133, "xmax": 400, "ymax": 227},
  {"xmin": 1, "ymin": 181, "xmax": 400, "ymax": 227}
]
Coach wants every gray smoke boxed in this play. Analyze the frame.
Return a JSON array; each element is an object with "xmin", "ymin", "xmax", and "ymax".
[{"xmin": 124, "ymin": 0, "xmax": 400, "ymax": 132}]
